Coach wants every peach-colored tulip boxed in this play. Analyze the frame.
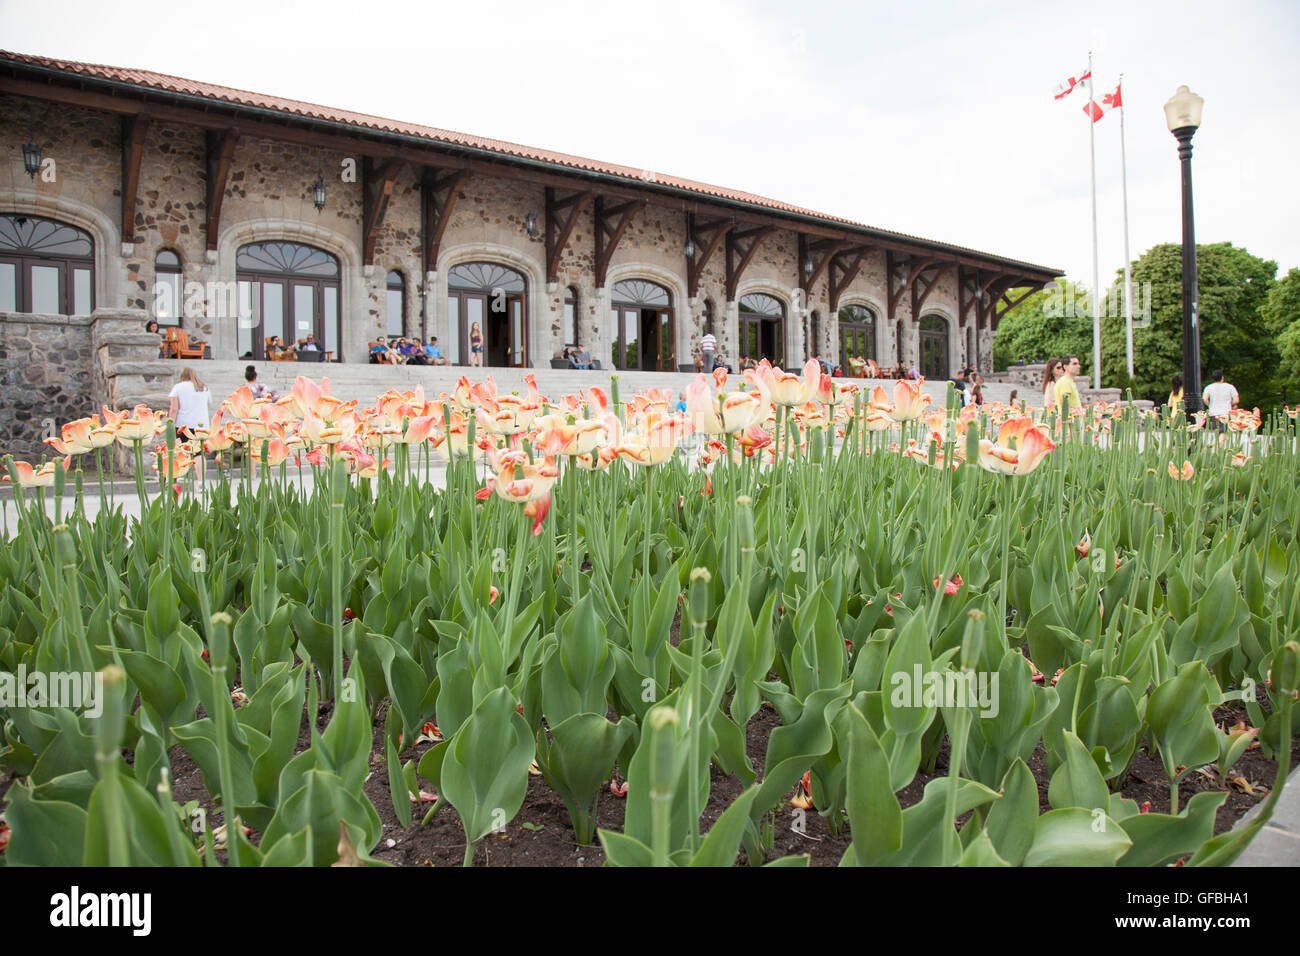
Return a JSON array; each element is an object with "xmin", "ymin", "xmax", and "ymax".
[
  {"xmin": 889, "ymin": 378, "xmax": 926, "ymax": 422},
  {"xmin": 977, "ymin": 423, "xmax": 1056, "ymax": 476},
  {"xmin": 1167, "ymin": 460, "xmax": 1195, "ymax": 481}
]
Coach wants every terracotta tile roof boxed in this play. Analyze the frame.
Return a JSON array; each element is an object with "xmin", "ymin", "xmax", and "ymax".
[{"xmin": 0, "ymin": 49, "xmax": 1060, "ymax": 276}]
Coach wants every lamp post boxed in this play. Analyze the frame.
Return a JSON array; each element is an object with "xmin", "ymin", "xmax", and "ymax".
[{"xmin": 1164, "ymin": 85, "xmax": 1204, "ymax": 415}]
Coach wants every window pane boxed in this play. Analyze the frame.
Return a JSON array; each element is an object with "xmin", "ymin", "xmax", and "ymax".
[
  {"xmin": 73, "ymin": 268, "xmax": 92, "ymax": 315},
  {"xmin": 324, "ymin": 287, "xmax": 338, "ymax": 357},
  {"xmin": 238, "ymin": 281, "xmax": 253, "ymax": 356},
  {"xmin": 262, "ymin": 282, "xmax": 284, "ymax": 343},
  {"xmin": 30, "ymin": 264, "xmax": 61, "ymax": 313},
  {"xmin": 564, "ymin": 301, "xmax": 576, "ymax": 345},
  {"xmin": 387, "ymin": 288, "xmax": 403, "ymax": 337},
  {"xmin": 293, "ymin": 284, "xmax": 314, "ymax": 340},
  {"xmin": 446, "ymin": 296, "xmax": 460, "ymax": 362},
  {"xmin": 0, "ymin": 262, "xmax": 15, "ymax": 312},
  {"xmin": 510, "ymin": 299, "xmax": 522, "ymax": 365},
  {"xmin": 155, "ymin": 272, "xmax": 182, "ymax": 324},
  {"xmin": 660, "ymin": 311, "xmax": 671, "ymax": 370}
]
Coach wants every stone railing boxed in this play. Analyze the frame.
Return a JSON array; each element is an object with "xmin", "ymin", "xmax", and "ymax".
[{"xmin": 1, "ymin": 307, "xmax": 168, "ymax": 464}]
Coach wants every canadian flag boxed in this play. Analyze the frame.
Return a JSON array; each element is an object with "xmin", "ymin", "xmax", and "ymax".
[
  {"xmin": 1083, "ymin": 81, "xmax": 1123, "ymax": 122},
  {"xmin": 1053, "ymin": 69, "xmax": 1092, "ymax": 100}
]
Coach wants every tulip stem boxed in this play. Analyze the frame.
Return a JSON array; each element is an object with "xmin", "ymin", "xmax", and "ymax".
[{"xmin": 999, "ymin": 476, "xmax": 1012, "ymax": 631}]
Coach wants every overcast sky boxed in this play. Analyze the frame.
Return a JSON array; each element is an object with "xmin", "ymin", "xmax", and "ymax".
[{"xmin": 4, "ymin": 0, "xmax": 1297, "ymax": 287}]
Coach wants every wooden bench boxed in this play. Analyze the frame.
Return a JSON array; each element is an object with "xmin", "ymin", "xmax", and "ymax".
[{"xmin": 164, "ymin": 327, "xmax": 206, "ymax": 359}]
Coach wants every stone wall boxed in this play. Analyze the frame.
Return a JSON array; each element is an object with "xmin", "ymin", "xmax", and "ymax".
[
  {"xmin": 2, "ymin": 92, "xmax": 998, "ymax": 375},
  {"xmin": 0, "ymin": 311, "xmax": 94, "ymax": 461}
]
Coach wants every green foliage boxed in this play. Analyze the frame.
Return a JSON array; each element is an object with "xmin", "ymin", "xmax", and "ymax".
[
  {"xmin": 1264, "ymin": 268, "xmax": 1300, "ymax": 388},
  {"xmin": 993, "ymin": 280, "xmax": 1095, "ymax": 372}
]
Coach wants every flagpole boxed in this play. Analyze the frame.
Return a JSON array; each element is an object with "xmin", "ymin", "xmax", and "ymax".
[
  {"xmin": 1087, "ymin": 50, "xmax": 1102, "ymax": 392},
  {"xmin": 1119, "ymin": 74, "xmax": 1134, "ymax": 379}
]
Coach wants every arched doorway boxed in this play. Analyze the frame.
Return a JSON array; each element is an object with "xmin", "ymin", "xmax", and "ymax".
[
  {"xmin": 0, "ymin": 213, "xmax": 94, "ymax": 315},
  {"xmin": 236, "ymin": 241, "xmax": 340, "ymax": 360},
  {"xmin": 838, "ymin": 304, "xmax": 875, "ymax": 368},
  {"xmin": 447, "ymin": 262, "xmax": 527, "ymax": 367},
  {"xmin": 738, "ymin": 293, "xmax": 785, "ymax": 365},
  {"xmin": 610, "ymin": 279, "xmax": 673, "ymax": 371},
  {"xmin": 919, "ymin": 314, "xmax": 949, "ymax": 380}
]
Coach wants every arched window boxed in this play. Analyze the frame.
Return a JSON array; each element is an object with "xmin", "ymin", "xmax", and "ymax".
[
  {"xmin": 610, "ymin": 278, "xmax": 674, "ymax": 371},
  {"xmin": 738, "ymin": 292, "xmax": 785, "ymax": 365},
  {"xmin": 154, "ymin": 249, "xmax": 183, "ymax": 326},
  {"xmin": 236, "ymin": 241, "xmax": 340, "ymax": 360},
  {"xmin": 919, "ymin": 314, "xmax": 950, "ymax": 380},
  {"xmin": 447, "ymin": 262, "xmax": 527, "ymax": 367},
  {"xmin": 386, "ymin": 271, "xmax": 405, "ymax": 338},
  {"xmin": 565, "ymin": 286, "xmax": 579, "ymax": 346},
  {"xmin": 838, "ymin": 304, "xmax": 875, "ymax": 367},
  {"xmin": 0, "ymin": 213, "xmax": 94, "ymax": 315}
]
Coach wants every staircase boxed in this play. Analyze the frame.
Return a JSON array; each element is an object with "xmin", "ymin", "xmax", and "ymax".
[{"xmin": 126, "ymin": 359, "xmax": 1018, "ymax": 410}]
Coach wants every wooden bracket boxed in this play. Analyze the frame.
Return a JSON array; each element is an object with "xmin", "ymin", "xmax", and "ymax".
[
  {"xmin": 121, "ymin": 113, "xmax": 152, "ymax": 244},
  {"xmin": 362, "ymin": 157, "xmax": 404, "ymax": 266},
  {"xmin": 686, "ymin": 213, "xmax": 731, "ymax": 299},
  {"xmin": 827, "ymin": 245, "xmax": 873, "ymax": 312},
  {"xmin": 204, "ymin": 127, "xmax": 239, "ymax": 251},
  {"xmin": 421, "ymin": 165, "xmax": 468, "ymax": 273},
  {"xmin": 594, "ymin": 196, "xmax": 639, "ymax": 288},
  {"xmin": 545, "ymin": 187, "xmax": 594, "ymax": 284},
  {"xmin": 725, "ymin": 224, "xmax": 774, "ymax": 302}
]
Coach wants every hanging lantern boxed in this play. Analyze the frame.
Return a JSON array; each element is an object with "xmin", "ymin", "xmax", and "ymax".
[
  {"xmin": 22, "ymin": 140, "xmax": 42, "ymax": 179},
  {"xmin": 312, "ymin": 173, "xmax": 327, "ymax": 212},
  {"xmin": 524, "ymin": 211, "xmax": 539, "ymax": 238}
]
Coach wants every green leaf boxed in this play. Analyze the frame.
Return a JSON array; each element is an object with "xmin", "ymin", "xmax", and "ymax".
[
  {"xmin": 984, "ymin": 759, "xmax": 1037, "ymax": 866},
  {"xmin": 439, "ymin": 687, "xmax": 535, "ymax": 844},
  {"xmin": 1024, "ymin": 808, "xmax": 1131, "ymax": 866}
]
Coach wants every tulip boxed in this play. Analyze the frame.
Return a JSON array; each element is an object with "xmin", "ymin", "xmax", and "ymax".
[
  {"xmin": 4, "ymin": 455, "xmax": 71, "ymax": 488},
  {"xmin": 615, "ymin": 413, "xmax": 694, "ymax": 466},
  {"xmin": 1075, "ymin": 531, "xmax": 1092, "ymax": 559},
  {"xmin": 889, "ymin": 378, "xmax": 926, "ymax": 422},
  {"xmin": 111, "ymin": 405, "xmax": 166, "ymax": 445},
  {"xmin": 151, "ymin": 445, "xmax": 196, "ymax": 480},
  {"xmin": 761, "ymin": 359, "xmax": 821, "ymax": 407},
  {"xmin": 685, "ymin": 374, "xmax": 771, "ymax": 435},
  {"xmin": 932, "ymin": 572, "xmax": 963, "ymax": 595},
  {"xmin": 977, "ymin": 422, "xmax": 1056, "ymax": 476},
  {"xmin": 1167, "ymin": 460, "xmax": 1195, "ymax": 481},
  {"xmin": 43, "ymin": 416, "xmax": 98, "ymax": 456}
]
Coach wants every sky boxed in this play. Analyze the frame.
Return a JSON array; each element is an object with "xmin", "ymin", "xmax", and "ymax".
[{"xmin": 3, "ymin": 0, "xmax": 1297, "ymax": 288}]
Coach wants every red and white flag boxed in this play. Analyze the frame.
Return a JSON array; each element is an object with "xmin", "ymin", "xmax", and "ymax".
[
  {"xmin": 1083, "ymin": 81, "xmax": 1123, "ymax": 122},
  {"xmin": 1053, "ymin": 69, "xmax": 1092, "ymax": 100}
]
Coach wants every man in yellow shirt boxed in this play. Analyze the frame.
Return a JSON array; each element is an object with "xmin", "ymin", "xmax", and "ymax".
[{"xmin": 1054, "ymin": 354, "xmax": 1083, "ymax": 411}]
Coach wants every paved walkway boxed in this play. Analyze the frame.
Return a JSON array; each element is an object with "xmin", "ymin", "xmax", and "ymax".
[{"xmin": 1231, "ymin": 764, "xmax": 1300, "ymax": 866}]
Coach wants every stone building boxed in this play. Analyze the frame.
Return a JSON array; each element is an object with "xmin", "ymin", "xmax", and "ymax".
[{"xmin": 1, "ymin": 49, "xmax": 1058, "ymax": 380}]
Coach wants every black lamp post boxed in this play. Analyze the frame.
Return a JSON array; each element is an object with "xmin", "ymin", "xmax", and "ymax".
[{"xmin": 1165, "ymin": 85, "xmax": 1204, "ymax": 415}]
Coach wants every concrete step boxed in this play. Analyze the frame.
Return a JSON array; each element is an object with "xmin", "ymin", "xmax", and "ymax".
[{"xmin": 128, "ymin": 359, "xmax": 1017, "ymax": 413}]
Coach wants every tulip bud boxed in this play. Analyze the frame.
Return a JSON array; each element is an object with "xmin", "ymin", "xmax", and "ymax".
[
  {"xmin": 95, "ymin": 665, "xmax": 128, "ymax": 758},
  {"xmin": 688, "ymin": 567, "xmax": 711, "ymax": 626},
  {"xmin": 1270, "ymin": 641, "xmax": 1300, "ymax": 700},
  {"xmin": 965, "ymin": 420, "xmax": 980, "ymax": 464},
  {"xmin": 810, "ymin": 427, "xmax": 824, "ymax": 463},
  {"xmin": 735, "ymin": 496, "xmax": 755, "ymax": 554},
  {"xmin": 54, "ymin": 457, "xmax": 66, "ymax": 499},
  {"xmin": 960, "ymin": 608, "xmax": 985, "ymax": 672},
  {"xmin": 51, "ymin": 523, "xmax": 77, "ymax": 568}
]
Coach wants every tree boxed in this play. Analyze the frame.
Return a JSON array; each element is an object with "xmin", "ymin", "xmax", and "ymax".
[
  {"xmin": 1098, "ymin": 243, "xmax": 1278, "ymax": 410},
  {"xmin": 1263, "ymin": 268, "xmax": 1300, "ymax": 398},
  {"xmin": 993, "ymin": 279, "xmax": 1094, "ymax": 371}
]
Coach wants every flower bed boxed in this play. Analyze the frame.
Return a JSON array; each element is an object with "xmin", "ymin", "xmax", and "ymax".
[{"xmin": 1, "ymin": 363, "xmax": 1297, "ymax": 867}]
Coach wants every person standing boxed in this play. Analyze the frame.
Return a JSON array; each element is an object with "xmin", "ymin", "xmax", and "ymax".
[
  {"xmin": 1167, "ymin": 374, "xmax": 1184, "ymax": 417},
  {"xmin": 1054, "ymin": 354, "xmax": 1083, "ymax": 412},
  {"xmin": 469, "ymin": 322, "xmax": 484, "ymax": 367},
  {"xmin": 1041, "ymin": 359, "xmax": 1062, "ymax": 409},
  {"xmin": 1202, "ymin": 369, "xmax": 1239, "ymax": 430},
  {"xmin": 168, "ymin": 367, "xmax": 212, "ymax": 442},
  {"xmin": 699, "ymin": 330, "xmax": 717, "ymax": 373}
]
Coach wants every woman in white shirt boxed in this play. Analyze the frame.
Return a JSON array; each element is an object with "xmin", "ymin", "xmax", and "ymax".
[
  {"xmin": 168, "ymin": 367, "xmax": 212, "ymax": 441},
  {"xmin": 1041, "ymin": 358, "xmax": 1062, "ymax": 410}
]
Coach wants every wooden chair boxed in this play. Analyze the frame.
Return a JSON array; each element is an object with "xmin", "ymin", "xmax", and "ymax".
[
  {"xmin": 168, "ymin": 327, "xmax": 205, "ymax": 359},
  {"xmin": 297, "ymin": 338, "xmax": 333, "ymax": 362},
  {"xmin": 265, "ymin": 338, "xmax": 296, "ymax": 361}
]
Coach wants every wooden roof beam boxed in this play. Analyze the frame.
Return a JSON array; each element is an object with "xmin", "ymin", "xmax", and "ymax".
[{"xmin": 120, "ymin": 113, "xmax": 151, "ymax": 244}]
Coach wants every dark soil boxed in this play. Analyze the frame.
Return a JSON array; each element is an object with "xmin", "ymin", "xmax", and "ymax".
[{"xmin": 157, "ymin": 692, "xmax": 1299, "ymax": 867}]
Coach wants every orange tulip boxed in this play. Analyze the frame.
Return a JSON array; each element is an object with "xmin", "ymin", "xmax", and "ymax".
[
  {"xmin": 44, "ymin": 416, "xmax": 99, "ymax": 455},
  {"xmin": 1167, "ymin": 460, "xmax": 1195, "ymax": 481},
  {"xmin": 977, "ymin": 423, "xmax": 1056, "ymax": 476},
  {"xmin": 760, "ymin": 358, "xmax": 821, "ymax": 407},
  {"xmin": 889, "ymin": 378, "xmax": 926, "ymax": 422},
  {"xmin": 4, "ymin": 455, "xmax": 71, "ymax": 488}
]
